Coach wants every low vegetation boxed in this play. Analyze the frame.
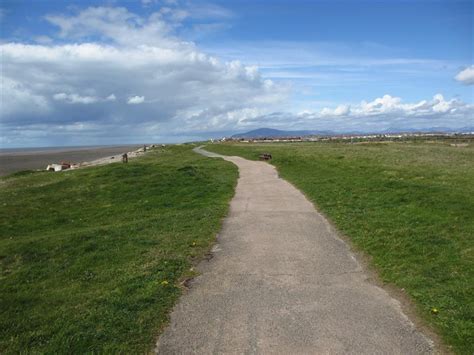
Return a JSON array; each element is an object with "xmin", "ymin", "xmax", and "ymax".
[
  {"xmin": 0, "ymin": 145, "xmax": 238, "ymax": 353},
  {"xmin": 206, "ymin": 141, "xmax": 474, "ymax": 354}
]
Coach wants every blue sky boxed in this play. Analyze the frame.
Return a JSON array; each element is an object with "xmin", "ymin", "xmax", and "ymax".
[{"xmin": 1, "ymin": 0, "xmax": 473, "ymax": 147}]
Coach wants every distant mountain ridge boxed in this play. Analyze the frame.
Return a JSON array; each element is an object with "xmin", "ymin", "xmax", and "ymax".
[
  {"xmin": 231, "ymin": 128, "xmax": 333, "ymax": 138},
  {"xmin": 231, "ymin": 127, "xmax": 474, "ymax": 139}
]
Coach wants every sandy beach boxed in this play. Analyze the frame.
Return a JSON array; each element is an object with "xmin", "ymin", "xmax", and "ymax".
[{"xmin": 0, "ymin": 145, "xmax": 142, "ymax": 176}]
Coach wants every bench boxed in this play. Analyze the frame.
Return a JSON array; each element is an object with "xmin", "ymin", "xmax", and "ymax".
[{"xmin": 259, "ymin": 153, "xmax": 272, "ymax": 161}]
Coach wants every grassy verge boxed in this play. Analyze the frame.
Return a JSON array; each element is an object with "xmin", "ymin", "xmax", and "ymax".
[
  {"xmin": 0, "ymin": 145, "xmax": 238, "ymax": 353},
  {"xmin": 206, "ymin": 141, "xmax": 474, "ymax": 354}
]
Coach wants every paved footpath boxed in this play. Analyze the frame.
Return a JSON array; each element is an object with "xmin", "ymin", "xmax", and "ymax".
[{"xmin": 156, "ymin": 147, "xmax": 434, "ymax": 354}]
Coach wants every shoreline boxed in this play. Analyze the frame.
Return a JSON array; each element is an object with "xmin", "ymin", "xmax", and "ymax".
[{"xmin": 0, "ymin": 145, "xmax": 145, "ymax": 176}]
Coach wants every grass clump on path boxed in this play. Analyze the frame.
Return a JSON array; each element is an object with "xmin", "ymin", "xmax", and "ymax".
[
  {"xmin": 206, "ymin": 141, "xmax": 474, "ymax": 354},
  {"xmin": 0, "ymin": 145, "xmax": 237, "ymax": 353}
]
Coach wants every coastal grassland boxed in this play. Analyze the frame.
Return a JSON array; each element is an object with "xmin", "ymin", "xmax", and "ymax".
[
  {"xmin": 206, "ymin": 141, "xmax": 474, "ymax": 353},
  {"xmin": 0, "ymin": 145, "xmax": 238, "ymax": 353}
]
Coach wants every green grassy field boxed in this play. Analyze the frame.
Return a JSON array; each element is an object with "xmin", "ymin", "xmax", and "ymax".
[
  {"xmin": 0, "ymin": 145, "xmax": 237, "ymax": 353},
  {"xmin": 206, "ymin": 141, "xmax": 474, "ymax": 354}
]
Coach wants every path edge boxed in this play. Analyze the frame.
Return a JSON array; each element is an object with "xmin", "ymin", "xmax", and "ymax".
[{"xmin": 199, "ymin": 144, "xmax": 449, "ymax": 354}]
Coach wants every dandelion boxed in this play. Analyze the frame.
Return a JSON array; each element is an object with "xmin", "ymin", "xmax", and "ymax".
[
  {"xmin": 431, "ymin": 308, "xmax": 439, "ymax": 315},
  {"xmin": 161, "ymin": 280, "xmax": 169, "ymax": 286}
]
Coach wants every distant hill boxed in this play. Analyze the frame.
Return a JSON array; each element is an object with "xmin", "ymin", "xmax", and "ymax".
[
  {"xmin": 230, "ymin": 126, "xmax": 474, "ymax": 139},
  {"xmin": 231, "ymin": 128, "xmax": 333, "ymax": 138}
]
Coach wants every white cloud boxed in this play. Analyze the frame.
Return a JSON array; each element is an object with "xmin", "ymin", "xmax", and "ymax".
[
  {"xmin": 127, "ymin": 96, "xmax": 145, "ymax": 104},
  {"xmin": 310, "ymin": 93, "xmax": 469, "ymax": 119},
  {"xmin": 329, "ymin": 94, "xmax": 469, "ymax": 118},
  {"xmin": 321, "ymin": 104, "xmax": 351, "ymax": 116},
  {"xmin": 52, "ymin": 93, "xmax": 117, "ymax": 104},
  {"xmin": 334, "ymin": 105, "xmax": 350, "ymax": 116},
  {"xmin": 358, "ymin": 94, "xmax": 401, "ymax": 114},
  {"xmin": 53, "ymin": 93, "xmax": 100, "ymax": 104},
  {"xmin": 44, "ymin": 7, "xmax": 176, "ymax": 48},
  {"xmin": 455, "ymin": 66, "xmax": 474, "ymax": 85}
]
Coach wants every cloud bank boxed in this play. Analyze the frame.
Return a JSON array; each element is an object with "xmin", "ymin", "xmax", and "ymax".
[{"xmin": 1, "ymin": 6, "xmax": 286, "ymax": 146}]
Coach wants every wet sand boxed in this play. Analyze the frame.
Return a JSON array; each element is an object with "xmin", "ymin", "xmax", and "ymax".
[{"xmin": 0, "ymin": 145, "xmax": 142, "ymax": 176}]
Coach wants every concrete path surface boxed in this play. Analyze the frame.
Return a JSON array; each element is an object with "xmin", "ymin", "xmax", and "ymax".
[{"xmin": 155, "ymin": 146, "xmax": 434, "ymax": 354}]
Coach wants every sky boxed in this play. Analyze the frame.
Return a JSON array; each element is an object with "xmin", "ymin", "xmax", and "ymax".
[{"xmin": 1, "ymin": 0, "xmax": 473, "ymax": 147}]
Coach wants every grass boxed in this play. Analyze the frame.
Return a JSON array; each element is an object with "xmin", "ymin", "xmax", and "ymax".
[
  {"xmin": 0, "ymin": 145, "xmax": 238, "ymax": 353},
  {"xmin": 206, "ymin": 141, "xmax": 474, "ymax": 354}
]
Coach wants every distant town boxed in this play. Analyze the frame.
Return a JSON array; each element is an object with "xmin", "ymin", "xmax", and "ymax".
[{"xmin": 215, "ymin": 129, "xmax": 474, "ymax": 144}]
